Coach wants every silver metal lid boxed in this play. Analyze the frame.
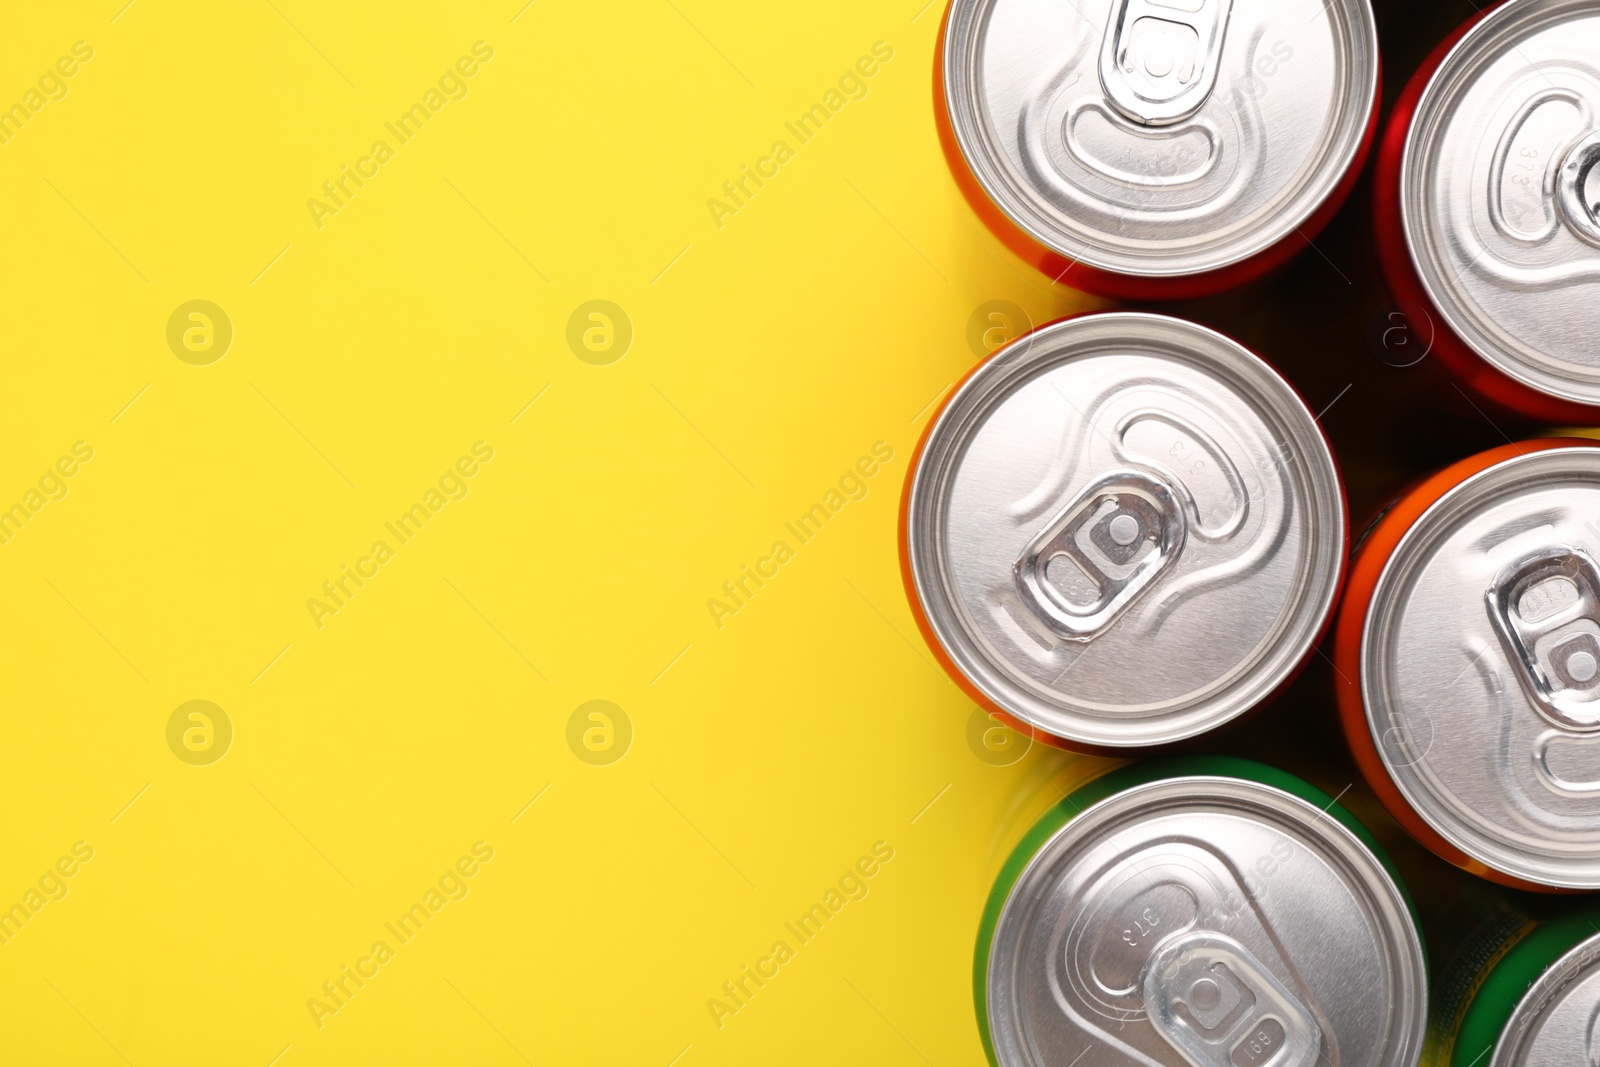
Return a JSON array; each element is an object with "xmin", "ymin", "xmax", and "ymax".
[
  {"xmin": 1402, "ymin": 0, "xmax": 1600, "ymax": 406},
  {"xmin": 942, "ymin": 0, "xmax": 1379, "ymax": 277},
  {"xmin": 1491, "ymin": 928, "xmax": 1600, "ymax": 1067},
  {"xmin": 986, "ymin": 776, "xmax": 1427, "ymax": 1067},
  {"xmin": 905, "ymin": 313, "xmax": 1344, "ymax": 749},
  {"xmin": 1361, "ymin": 446, "xmax": 1600, "ymax": 888}
]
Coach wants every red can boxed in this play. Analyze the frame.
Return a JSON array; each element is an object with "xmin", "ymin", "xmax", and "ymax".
[
  {"xmin": 1375, "ymin": 0, "xmax": 1600, "ymax": 423},
  {"xmin": 935, "ymin": 0, "xmax": 1380, "ymax": 301},
  {"xmin": 1336, "ymin": 438, "xmax": 1600, "ymax": 891}
]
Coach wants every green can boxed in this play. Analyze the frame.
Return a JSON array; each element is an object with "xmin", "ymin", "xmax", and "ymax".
[
  {"xmin": 975, "ymin": 756, "xmax": 1428, "ymax": 1067},
  {"xmin": 1436, "ymin": 906, "xmax": 1600, "ymax": 1067}
]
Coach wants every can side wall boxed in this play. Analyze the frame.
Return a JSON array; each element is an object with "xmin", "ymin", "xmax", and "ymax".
[{"xmin": 1446, "ymin": 908, "xmax": 1600, "ymax": 1067}]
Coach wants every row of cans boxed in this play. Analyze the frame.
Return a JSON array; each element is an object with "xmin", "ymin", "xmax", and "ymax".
[
  {"xmin": 927, "ymin": 1, "xmax": 1600, "ymax": 1062},
  {"xmin": 901, "ymin": 310, "xmax": 1600, "ymax": 894},
  {"xmin": 937, "ymin": 0, "xmax": 1600, "ymax": 421},
  {"xmin": 973, "ymin": 757, "xmax": 1600, "ymax": 1067}
]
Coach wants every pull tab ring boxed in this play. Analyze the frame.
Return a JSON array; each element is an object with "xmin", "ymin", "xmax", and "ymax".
[
  {"xmin": 1486, "ymin": 544, "xmax": 1600, "ymax": 731},
  {"xmin": 1144, "ymin": 931, "xmax": 1322, "ymax": 1067},
  {"xmin": 1099, "ymin": 0, "xmax": 1235, "ymax": 127},
  {"xmin": 1013, "ymin": 468, "xmax": 1186, "ymax": 641}
]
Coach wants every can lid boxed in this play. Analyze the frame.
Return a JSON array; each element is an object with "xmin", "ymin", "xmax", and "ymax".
[
  {"xmin": 905, "ymin": 313, "xmax": 1344, "ymax": 749},
  {"xmin": 1491, "ymin": 928, "xmax": 1600, "ymax": 1066},
  {"xmin": 1361, "ymin": 446, "xmax": 1600, "ymax": 888},
  {"xmin": 1402, "ymin": 0, "xmax": 1600, "ymax": 406},
  {"xmin": 985, "ymin": 776, "xmax": 1427, "ymax": 1067},
  {"xmin": 942, "ymin": 0, "xmax": 1378, "ymax": 278}
]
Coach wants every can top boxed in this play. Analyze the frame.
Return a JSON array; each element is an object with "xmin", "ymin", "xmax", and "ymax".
[
  {"xmin": 905, "ymin": 313, "xmax": 1344, "ymax": 749},
  {"xmin": 1402, "ymin": 0, "xmax": 1600, "ymax": 407},
  {"xmin": 985, "ymin": 775, "xmax": 1426, "ymax": 1067},
  {"xmin": 1361, "ymin": 446, "xmax": 1600, "ymax": 888},
  {"xmin": 1491, "ymin": 928, "xmax": 1600, "ymax": 1066},
  {"xmin": 942, "ymin": 0, "xmax": 1378, "ymax": 278}
]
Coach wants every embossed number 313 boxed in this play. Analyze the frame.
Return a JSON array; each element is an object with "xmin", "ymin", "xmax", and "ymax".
[{"xmin": 1122, "ymin": 906, "xmax": 1160, "ymax": 947}]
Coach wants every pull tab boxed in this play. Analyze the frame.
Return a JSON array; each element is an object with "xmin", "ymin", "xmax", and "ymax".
[
  {"xmin": 1013, "ymin": 469, "xmax": 1185, "ymax": 642},
  {"xmin": 1099, "ymin": 0, "xmax": 1234, "ymax": 127},
  {"xmin": 1487, "ymin": 545, "xmax": 1600, "ymax": 731},
  {"xmin": 1558, "ymin": 131, "xmax": 1600, "ymax": 248},
  {"xmin": 1144, "ymin": 932, "xmax": 1322, "ymax": 1067}
]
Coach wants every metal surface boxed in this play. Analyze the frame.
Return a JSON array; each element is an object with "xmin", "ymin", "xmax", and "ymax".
[
  {"xmin": 1402, "ymin": 0, "xmax": 1600, "ymax": 406},
  {"xmin": 985, "ymin": 777, "xmax": 1426, "ymax": 1067},
  {"xmin": 1361, "ymin": 447, "xmax": 1600, "ymax": 888},
  {"xmin": 905, "ymin": 313, "xmax": 1344, "ymax": 749},
  {"xmin": 942, "ymin": 0, "xmax": 1378, "ymax": 276},
  {"xmin": 1491, "ymin": 929, "xmax": 1600, "ymax": 1067}
]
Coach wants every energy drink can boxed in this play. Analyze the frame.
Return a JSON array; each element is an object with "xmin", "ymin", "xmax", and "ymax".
[
  {"xmin": 976, "ymin": 757, "xmax": 1428, "ymax": 1067},
  {"xmin": 936, "ymin": 0, "xmax": 1380, "ymax": 300},
  {"xmin": 901, "ymin": 312, "xmax": 1347, "ymax": 753},
  {"xmin": 1430, "ymin": 906, "xmax": 1600, "ymax": 1066},
  {"xmin": 1335, "ymin": 439, "xmax": 1600, "ymax": 890},
  {"xmin": 1375, "ymin": 0, "xmax": 1600, "ymax": 422}
]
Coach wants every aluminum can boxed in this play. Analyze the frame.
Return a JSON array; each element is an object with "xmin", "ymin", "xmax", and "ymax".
[
  {"xmin": 901, "ymin": 312, "xmax": 1347, "ymax": 753},
  {"xmin": 1427, "ymin": 906, "xmax": 1600, "ymax": 1067},
  {"xmin": 1375, "ymin": 0, "xmax": 1600, "ymax": 423},
  {"xmin": 936, "ymin": 0, "xmax": 1380, "ymax": 300},
  {"xmin": 976, "ymin": 757, "xmax": 1428, "ymax": 1067},
  {"xmin": 1335, "ymin": 439, "xmax": 1600, "ymax": 890}
]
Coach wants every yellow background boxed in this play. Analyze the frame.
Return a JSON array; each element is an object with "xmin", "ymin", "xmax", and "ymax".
[{"xmin": 0, "ymin": 1, "xmax": 1118, "ymax": 1063}]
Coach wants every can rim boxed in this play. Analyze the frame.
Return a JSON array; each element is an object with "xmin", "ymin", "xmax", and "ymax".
[
  {"xmin": 941, "ymin": 0, "xmax": 1380, "ymax": 278},
  {"xmin": 1400, "ymin": 0, "xmax": 1600, "ymax": 406},
  {"xmin": 905, "ymin": 312, "xmax": 1345, "ymax": 749},
  {"xmin": 980, "ymin": 767, "xmax": 1428, "ymax": 1067},
  {"xmin": 1359, "ymin": 445, "xmax": 1600, "ymax": 888}
]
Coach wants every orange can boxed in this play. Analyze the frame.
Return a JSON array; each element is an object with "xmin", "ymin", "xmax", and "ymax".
[
  {"xmin": 933, "ymin": 0, "xmax": 1380, "ymax": 300},
  {"xmin": 1336, "ymin": 437, "xmax": 1600, "ymax": 891}
]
